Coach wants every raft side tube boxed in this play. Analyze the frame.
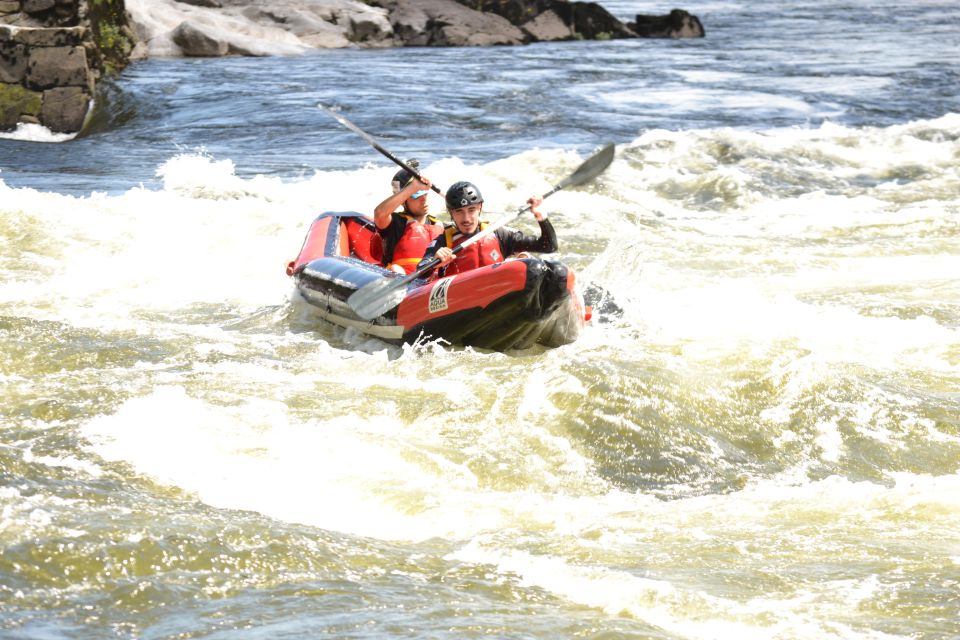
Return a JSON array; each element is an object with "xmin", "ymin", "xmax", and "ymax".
[
  {"xmin": 297, "ymin": 256, "xmax": 408, "ymax": 323},
  {"xmin": 288, "ymin": 212, "xmax": 587, "ymax": 350},
  {"xmin": 286, "ymin": 212, "xmax": 383, "ymax": 276},
  {"xmin": 395, "ymin": 260, "xmax": 529, "ymax": 328},
  {"xmin": 397, "ymin": 258, "xmax": 582, "ymax": 349}
]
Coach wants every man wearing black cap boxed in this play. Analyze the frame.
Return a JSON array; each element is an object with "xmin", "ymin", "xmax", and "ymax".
[{"xmin": 372, "ymin": 160, "xmax": 444, "ymax": 274}]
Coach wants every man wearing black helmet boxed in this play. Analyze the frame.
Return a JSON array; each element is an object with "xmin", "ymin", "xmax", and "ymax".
[
  {"xmin": 372, "ymin": 159, "xmax": 444, "ymax": 274},
  {"xmin": 417, "ymin": 181, "xmax": 558, "ymax": 278}
]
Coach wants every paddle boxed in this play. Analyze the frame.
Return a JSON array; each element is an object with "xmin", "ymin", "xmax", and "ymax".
[
  {"xmin": 347, "ymin": 143, "xmax": 616, "ymax": 321},
  {"xmin": 319, "ymin": 105, "xmax": 443, "ymax": 195}
]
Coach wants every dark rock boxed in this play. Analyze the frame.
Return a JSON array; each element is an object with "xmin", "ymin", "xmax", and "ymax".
[
  {"xmin": 553, "ymin": 1, "xmax": 636, "ymax": 39},
  {"xmin": 171, "ymin": 21, "xmax": 229, "ymax": 56},
  {"xmin": 225, "ymin": 41, "xmax": 258, "ymax": 56},
  {"xmin": 454, "ymin": 0, "xmax": 550, "ymax": 25},
  {"xmin": 176, "ymin": 0, "xmax": 223, "ymax": 7},
  {"xmin": 26, "ymin": 44, "xmax": 90, "ymax": 90},
  {"xmin": 23, "ymin": 0, "xmax": 57, "ymax": 14},
  {"xmin": 40, "ymin": 84, "xmax": 89, "ymax": 131},
  {"xmin": 55, "ymin": 3, "xmax": 77, "ymax": 16},
  {"xmin": 628, "ymin": 8, "xmax": 704, "ymax": 38},
  {"xmin": 454, "ymin": 0, "xmax": 635, "ymax": 40}
]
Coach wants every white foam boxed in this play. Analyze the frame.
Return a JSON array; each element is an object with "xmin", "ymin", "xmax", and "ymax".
[
  {"xmin": 0, "ymin": 485, "xmax": 86, "ymax": 544},
  {"xmin": 448, "ymin": 474, "xmax": 960, "ymax": 638},
  {"xmin": 22, "ymin": 449, "xmax": 104, "ymax": 477},
  {"xmin": 78, "ymin": 386, "xmax": 489, "ymax": 540},
  {"xmin": 601, "ymin": 116, "xmax": 960, "ymax": 378},
  {"xmin": 0, "ymin": 122, "xmax": 76, "ymax": 143}
]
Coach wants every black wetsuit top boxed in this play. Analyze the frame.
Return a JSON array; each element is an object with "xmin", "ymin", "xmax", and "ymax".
[{"xmin": 418, "ymin": 218, "xmax": 558, "ymax": 274}]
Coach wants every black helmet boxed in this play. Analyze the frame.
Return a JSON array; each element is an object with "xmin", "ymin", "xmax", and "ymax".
[
  {"xmin": 445, "ymin": 181, "xmax": 483, "ymax": 209},
  {"xmin": 391, "ymin": 159, "xmax": 419, "ymax": 193}
]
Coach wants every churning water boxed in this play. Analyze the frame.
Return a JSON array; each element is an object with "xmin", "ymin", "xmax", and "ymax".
[{"xmin": 2, "ymin": 0, "xmax": 959, "ymax": 638}]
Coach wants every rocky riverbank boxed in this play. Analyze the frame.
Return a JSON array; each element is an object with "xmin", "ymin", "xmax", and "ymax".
[
  {"xmin": 128, "ymin": 0, "xmax": 703, "ymax": 56},
  {"xmin": 2, "ymin": 0, "xmax": 703, "ymax": 134}
]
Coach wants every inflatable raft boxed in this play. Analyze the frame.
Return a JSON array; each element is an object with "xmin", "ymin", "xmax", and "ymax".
[{"xmin": 286, "ymin": 212, "xmax": 589, "ymax": 351}]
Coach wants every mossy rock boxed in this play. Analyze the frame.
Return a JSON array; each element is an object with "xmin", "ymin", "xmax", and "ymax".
[
  {"xmin": 86, "ymin": 0, "xmax": 133, "ymax": 74},
  {"xmin": 0, "ymin": 82, "xmax": 42, "ymax": 129}
]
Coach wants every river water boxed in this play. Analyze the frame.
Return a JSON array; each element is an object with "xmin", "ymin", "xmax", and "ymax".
[{"xmin": 2, "ymin": 0, "xmax": 959, "ymax": 638}]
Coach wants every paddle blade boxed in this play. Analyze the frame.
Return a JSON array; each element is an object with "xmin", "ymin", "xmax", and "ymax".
[
  {"xmin": 560, "ymin": 143, "xmax": 615, "ymax": 190},
  {"xmin": 348, "ymin": 276, "xmax": 410, "ymax": 321}
]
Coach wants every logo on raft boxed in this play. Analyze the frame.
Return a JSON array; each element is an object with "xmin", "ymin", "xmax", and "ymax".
[{"xmin": 428, "ymin": 277, "xmax": 454, "ymax": 314}]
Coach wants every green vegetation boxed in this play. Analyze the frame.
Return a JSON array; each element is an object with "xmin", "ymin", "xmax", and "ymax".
[
  {"xmin": 86, "ymin": 0, "xmax": 133, "ymax": 74},
  {"xmin": 94, "ymin": 20, "xmax": 131, "ymax": 73},
  {"xmin": 0, "ymin": 83, "xmax": 42, "ymax": 129}
]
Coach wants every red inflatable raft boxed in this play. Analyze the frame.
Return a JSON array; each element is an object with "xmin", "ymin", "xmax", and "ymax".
[{"xmin": 286, "ymin": 212, "xmax": 589, "ymax": 351}]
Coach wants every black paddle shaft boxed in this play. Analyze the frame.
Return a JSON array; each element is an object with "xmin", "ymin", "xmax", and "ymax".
[{"xmin": 319, "ymin": 106, "xmax": 443, "ymax": 195}]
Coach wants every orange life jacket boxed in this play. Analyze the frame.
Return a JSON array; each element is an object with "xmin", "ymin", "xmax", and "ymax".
[
  {"xmin": 441, "ymin": 222, "xmax": 504, "ymax": 276},
  {"xmin": 387, "ymin": 213, "xmax": 443, "ymax": 274}
]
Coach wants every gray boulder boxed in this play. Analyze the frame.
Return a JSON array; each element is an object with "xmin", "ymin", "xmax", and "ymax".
[
  {"xmin": 40, "ymin": 84, "xmax": 88, "ymax": 131},
  {"xmin": 25, "ymin": 45, "xmax": 91, "ymax": 89},
  {"xmin": 171, "ymin": 21, "xmax": 229, "ymax": 55},
  {"xmin": 236, "ymin": 4, "xmax": 378, "ymax": 48},
  {"xmin": 520, "ymin": 9, "xmax": 571, "ymax": 42},
  {"xmin": 383, "ymin": 0, "xmax": 525, "ymax": 46},
  {"xmin": 127, "ymin": 0, "xmax": 396, "ymax": 56}
]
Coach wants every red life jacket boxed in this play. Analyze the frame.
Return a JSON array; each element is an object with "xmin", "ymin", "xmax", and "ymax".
[
  {"xmin": 442, "ymin": 222, "xmax": 504, "ymax": 276},
  {"xmin": 388, "ymin": 213, "xmax": 443, "ymax": 274}
]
